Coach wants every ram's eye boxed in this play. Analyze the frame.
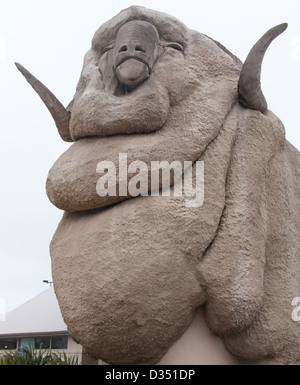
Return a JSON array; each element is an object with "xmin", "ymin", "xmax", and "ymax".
[
  {"xmin": 102, "ymin": 45, "xmax": 113, "ymax": 55},
  {"xmin": 165, "ymin": 42, "xmax": 184, "ymax": 52}
]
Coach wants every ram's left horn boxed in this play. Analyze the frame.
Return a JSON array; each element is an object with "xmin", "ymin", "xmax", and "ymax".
[
  {"xmin": 238, "ymin": 23, "xmax": 288, "ymax": 113},
  {"xmin": 15, "ymin": 62, "xmax": 73, "ymax": 142}
]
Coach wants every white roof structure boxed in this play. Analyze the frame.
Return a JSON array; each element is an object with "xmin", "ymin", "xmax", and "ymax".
[{"xmin": 0, "ymin": 288, "xmax": 67, "ymax": 337}]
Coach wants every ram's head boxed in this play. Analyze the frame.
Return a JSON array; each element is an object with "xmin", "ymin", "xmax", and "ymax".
[{"xmin": 16, "ymin": 6, "xmax": 300, "ymax": 365}]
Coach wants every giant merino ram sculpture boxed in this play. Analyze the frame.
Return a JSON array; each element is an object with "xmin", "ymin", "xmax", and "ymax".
[{"xmin": 16, "ymin": 6, "xmax": 300, "ymax": 364}]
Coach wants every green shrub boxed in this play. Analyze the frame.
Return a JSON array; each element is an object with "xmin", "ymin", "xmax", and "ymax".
[{"xmin": 0, "ymin": 344, "xmax": 79, "ymax": 365}]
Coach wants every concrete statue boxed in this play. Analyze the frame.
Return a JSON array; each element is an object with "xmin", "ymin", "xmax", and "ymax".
[{"xmin": 16, "ymin": 6, "xmax": 300, "ymax": 364}]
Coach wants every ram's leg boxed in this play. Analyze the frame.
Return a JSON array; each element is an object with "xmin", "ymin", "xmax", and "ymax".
[
  {"xmin": 223, "ymin": 142, "xmax": 300, "ymax": 363},
  {"xmin": 197, "ymin": 108, "xmax": 283, "ymax": 335}
]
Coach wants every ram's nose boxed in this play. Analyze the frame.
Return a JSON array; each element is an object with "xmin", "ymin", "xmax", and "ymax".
[{"xmin": 117, "ymin": 42, "xmax": 146, "ymax": 55}]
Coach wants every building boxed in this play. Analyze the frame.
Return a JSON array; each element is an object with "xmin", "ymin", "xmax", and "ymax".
[{"xmin": 0, "ymin": 288, "xmax": 95, "ymax": 364}]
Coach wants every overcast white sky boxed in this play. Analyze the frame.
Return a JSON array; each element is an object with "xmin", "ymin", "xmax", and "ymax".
[{"xmin": 0, "ymin": 0, "xmax": 299, "ymax": 313}]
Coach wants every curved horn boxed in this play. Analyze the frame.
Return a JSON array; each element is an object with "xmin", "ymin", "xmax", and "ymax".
[
  {"xmin": 15, "ymin": 62, "xmax": 73, "ymax": 142},
  {"xmin": 238, "ymin": 23, "xmax": 288, "ymax": 113}
]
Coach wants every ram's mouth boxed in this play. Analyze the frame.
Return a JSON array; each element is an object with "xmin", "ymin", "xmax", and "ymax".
[{"xmin": 115, "ymin": 57, "xmax": 150, "ymax": 90}]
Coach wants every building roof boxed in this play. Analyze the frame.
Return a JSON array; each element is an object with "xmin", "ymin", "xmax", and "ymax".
[{"xmin": 0, "ymin": 288, "xmax": 67, "ymax": 337}]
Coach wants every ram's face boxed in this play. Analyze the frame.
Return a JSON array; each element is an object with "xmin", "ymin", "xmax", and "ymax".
[{"xmin": 68, "ymin": 12, "xmax": 203, "ymax": 141}]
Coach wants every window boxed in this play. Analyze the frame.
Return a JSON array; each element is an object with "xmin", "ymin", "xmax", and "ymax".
[
  {"xmin": 51, "ymin": 336, "xmax": 68, "ymax": 349},
  {"xmin": 35, "ymin": 337, "xmax": 51, "ymax": 349},
  {"xmin": 0, "ymin": 338, "xmax": 17, "ymax": 350},
  {"xmin": 0, "ymin": 336, "xmax": 68, "ymax": 351},
  {"xmin": 19, "ymin": 338, "xmax": 34, "ymax": 349}
]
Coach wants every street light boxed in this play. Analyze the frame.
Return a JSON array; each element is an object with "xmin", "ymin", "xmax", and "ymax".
[{"xmin": 43, "ymin": 280, "xmax": 53, "ymax": 287}]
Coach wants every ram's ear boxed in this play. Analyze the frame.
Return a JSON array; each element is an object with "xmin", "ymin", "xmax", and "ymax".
[
  {"xmin": 15, "ymin": 62, "xmax": 74, "ymax": 142},
  {"xmin": 238, "ymin": 23, "xmax": 288, "ymax": 113}
]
